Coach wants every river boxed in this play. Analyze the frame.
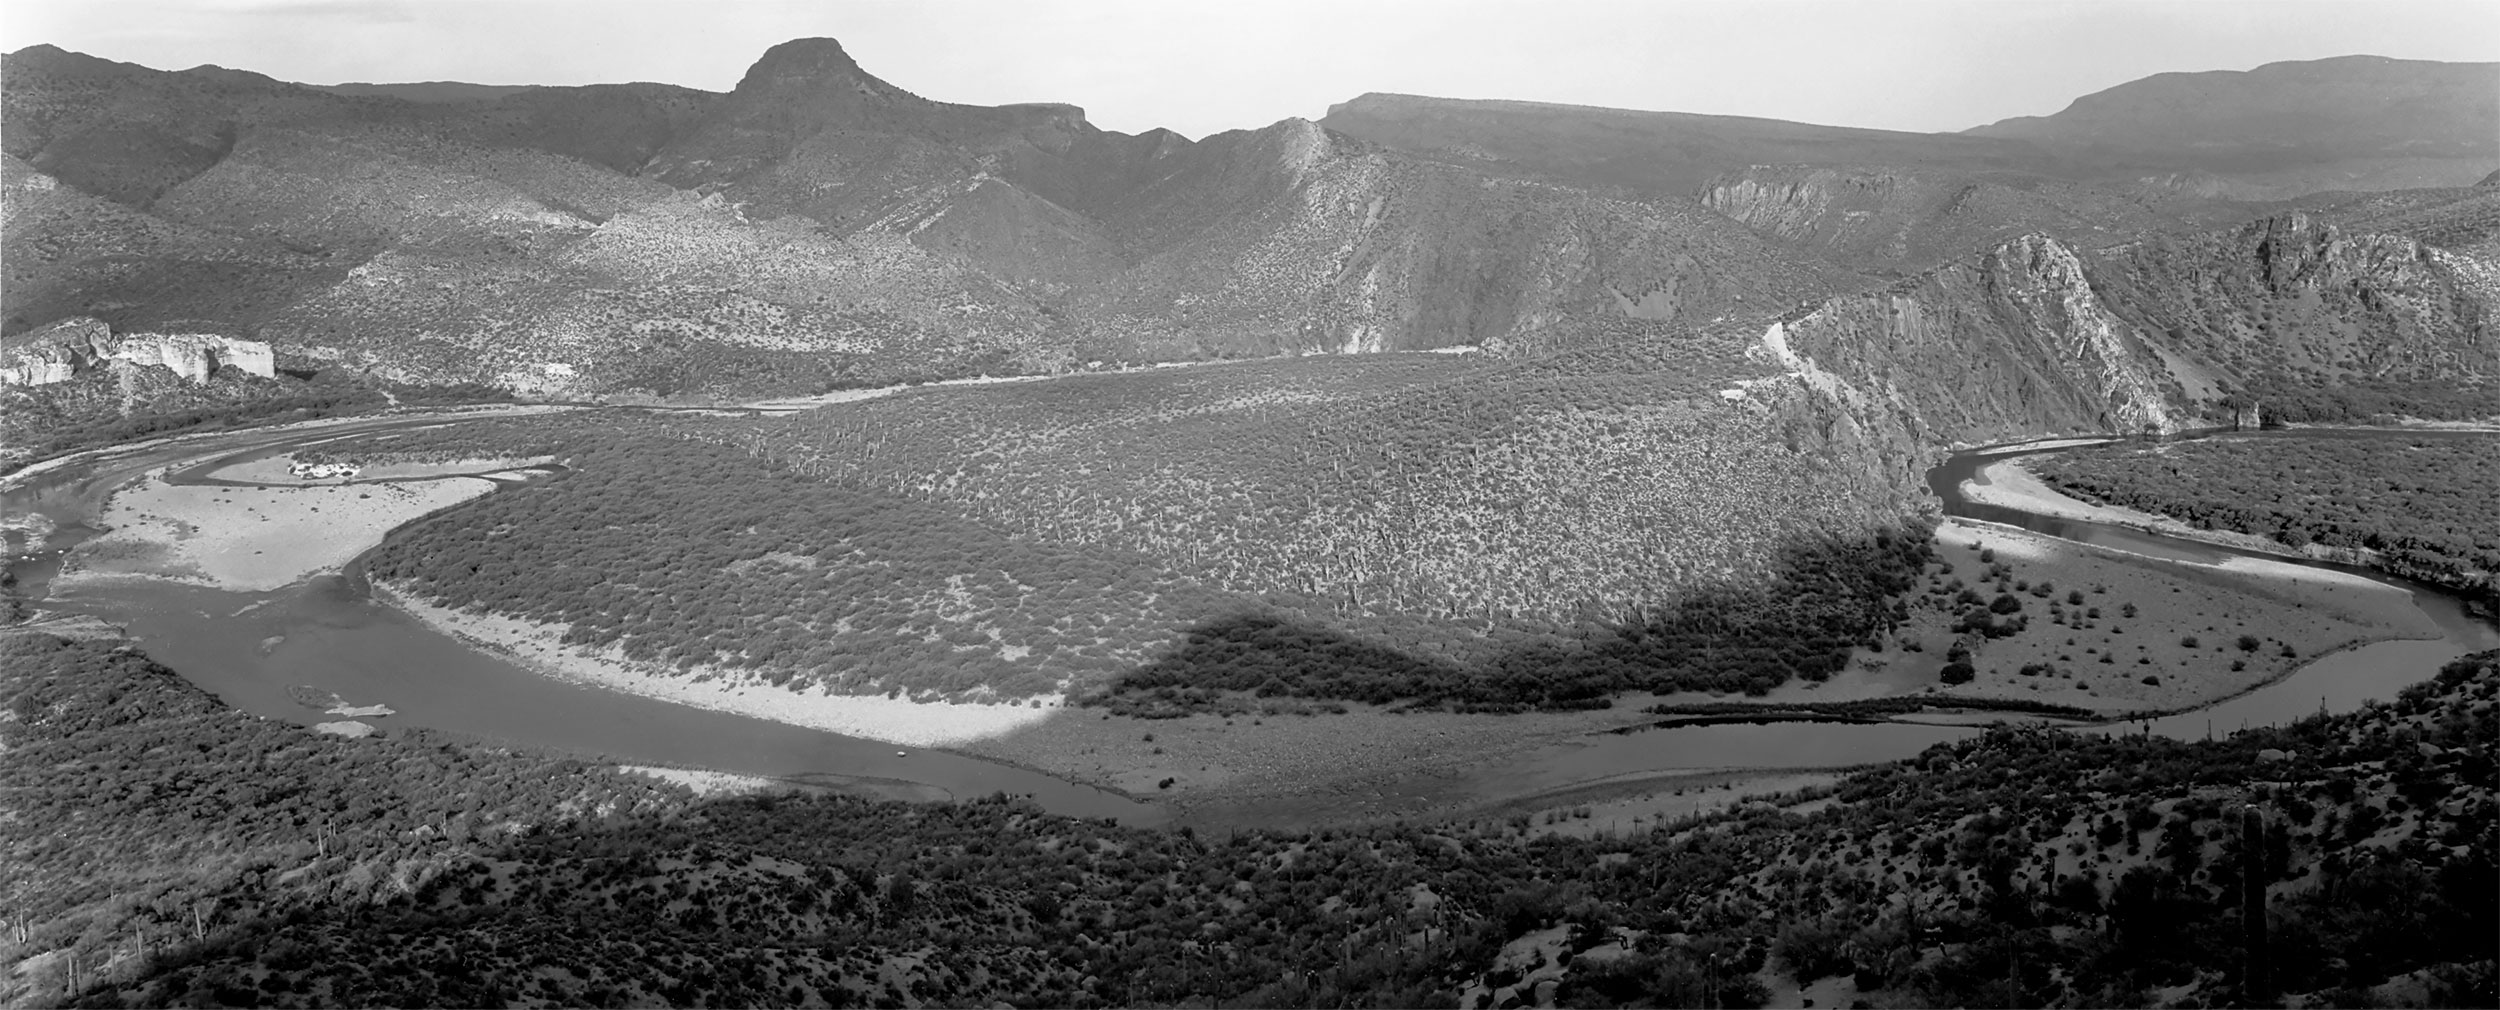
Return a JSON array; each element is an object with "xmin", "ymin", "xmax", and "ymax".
[
  {"xmin": 7, "ymin": 416, "xmax": 2493, "ymax": 827},
  {"xmin": 1464, "ymin": 428, "xmax": 2500, "ymax": 794},
  {"xmin": 4, "ymin": 412, "xmax": 1167, "ymax": 826}
]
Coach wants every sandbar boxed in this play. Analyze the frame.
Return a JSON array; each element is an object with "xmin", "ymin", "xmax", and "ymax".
[
  {"xmin": 60, "ymin": 469, "xmax": 498, "ymax": 591},
  {"xmin": 375, "ymin": 581, "xmax": 1065, "ymax": 748},
  {"xmin": 617, "ymin": 766, "xmax": 777, "ymax": 797},
  {"xmin": 206, "ymin": 454, "xmax": 556, "ymax": 485},
  {"xmin": 1962, "ymin": 458, "xmax": 2396, "ymax": 582}
]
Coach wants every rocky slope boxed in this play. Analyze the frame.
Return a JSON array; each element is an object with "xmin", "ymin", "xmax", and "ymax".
[
  {"xmin": 1697, "ymin": 164, "xmax": 2199, "ymax": 274},
  {"xmin": 1, "ymin": 39, "xmax": 1853, "ymax": 401},
  {"xmin": 1320, "ymin": 93, "xmax": 2044, "ymax": 197},
  {"xmin": 3, "ymin": 38, "xmax": 2494, "ymax": 451},
  {"xmin": 2304, "ymin": 175, "xmax": 2500, "ymax": 262},
  {"xmin": 1759, "ymin": 211, "xmax": 2498, "ymax": 466}
]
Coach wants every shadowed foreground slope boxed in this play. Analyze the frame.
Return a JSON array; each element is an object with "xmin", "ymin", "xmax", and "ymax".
[{"xmin": 12, "ymin": 632, "xmax": 2493, "ymax": 1008}]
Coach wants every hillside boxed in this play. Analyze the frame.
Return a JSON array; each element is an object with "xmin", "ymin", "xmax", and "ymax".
[
  {"xmin": 1969, "ymin": 56, "xmax": 2500, "ymax": 195},
  {"xmin": 1328, "ymin": 56, "xmax": 2500, "ymax": 204},
  {"xmin": 1697, "ymin": 164, "xmax": 2202, "ymax": 274},
  {"xmin": 0, "ymin": 39, "xmax": 1849, "ymax": 412},
  {"xmin": 1319, "ymin": 93, "xmax": 2047, "ymax": 197},
  {"xmin": 1762, "ymin": 211, "xmax": 2500, "ymax": 458},
  {"xmin": 4, "ymin": 40, "xmax": 2491, "ymax": 432},
  {"xmin": 13, "ymin": 630, "xmax": 2493, "ymax": 1008}
]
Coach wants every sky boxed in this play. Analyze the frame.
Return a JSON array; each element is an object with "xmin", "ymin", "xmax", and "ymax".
[{"xmin": 2, "ymin": 0, "xmax": 2493, "ymax": 138}]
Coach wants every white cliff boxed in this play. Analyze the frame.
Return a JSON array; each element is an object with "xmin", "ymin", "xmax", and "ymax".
[{"xmin": 1, "ymin": 317, "xmax": 276, "ymax": 387}]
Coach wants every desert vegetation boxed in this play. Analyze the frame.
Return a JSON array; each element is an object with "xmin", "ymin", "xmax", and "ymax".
[
  {"xmin": 2034, "ymin": 436, "xmax": 2500, "ymax": 605},
  {"xmin": 356, "ymin": 348, "xmax": 1932, "ymax": 714},
  {"xmin": 18, "ymin": 632, "xmax": 2495, "ymax": 1008}
]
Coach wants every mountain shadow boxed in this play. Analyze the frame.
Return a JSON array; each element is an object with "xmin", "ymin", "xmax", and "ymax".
[{"xmin": 1091, "ymin": 520, "xmax": 1930, "ymax": 717}]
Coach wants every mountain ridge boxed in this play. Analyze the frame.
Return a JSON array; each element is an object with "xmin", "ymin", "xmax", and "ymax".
[{"xmin": 3, "ymin": 39, "xmax": 2495, "ymax": 468}]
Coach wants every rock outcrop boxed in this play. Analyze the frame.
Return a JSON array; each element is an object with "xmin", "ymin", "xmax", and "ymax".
[
  {"xmin": 1697, "ymin": 164, "xmax": 2187, "ymax": 272},
  {"xmin": 0, "ymin": 317, "xmax": 275, "ymax": 386},
  {"xmin": 1763, "ymin": 232, "xmax": 2193, "ymax": 455},
  {"xmin": 1753, "ymin": 213, "xmax": 2495, "ymax": 458}
]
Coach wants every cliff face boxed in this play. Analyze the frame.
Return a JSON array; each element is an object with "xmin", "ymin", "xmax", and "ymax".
[
  {"xmin": 0, "ymin": 317, "xmax": 275, "ymax": 386},
  {"xmin": 2084, "ymin": 212, "xmax": 2498, "ymax": 389},
  {"xmin": 1697, "ymin": 164, "xmax": 2188, "ymax": 272},
  {"xmin": 1762, "ymin": 233, "xmax": 2194, "ymax": 456},
  {"xmin": 1752, "ymin": 212, "xmax": 2495, "ymax": 457},
  {"xmin": 1072, "ymin": 121, "xmax": 1849, "ymax": 360}
]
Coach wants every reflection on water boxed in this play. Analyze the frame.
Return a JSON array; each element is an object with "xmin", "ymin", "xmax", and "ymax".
[{"xmin": 48, "ymin": 576, "xmax": 1164, "ymax": 825}]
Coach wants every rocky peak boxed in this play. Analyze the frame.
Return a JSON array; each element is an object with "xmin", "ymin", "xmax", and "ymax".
[
  {"xmin": 2242, "ymin": 211, "xmax": 2435, "ymax": 292},
  {"xmin": 738, "ymin": 37, "xmax": 869, "ymax": 88},
  {"xmin": 1137, "ymin": 127, "xmax": 1194, "ymax": 159}
]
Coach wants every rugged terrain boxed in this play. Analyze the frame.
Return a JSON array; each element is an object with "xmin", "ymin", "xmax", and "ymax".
[
  {"xmin": 8, "ymin": 43, "xmax": 2494, "ymax": 419},
  {"xmin": 11, "ymin": 32, "xmax": 2495, "ymax": 746},
  {"xmin": 9, "ymin": 631, "xmax": 2492, "ymax": 1008},
  {"xmin": 1, "ymin": 38, "xmax": 1860, "ymax": 412},
  {"xmin": 6, "ymin": 36, "xmax": 2500, "ymax": 1009}
]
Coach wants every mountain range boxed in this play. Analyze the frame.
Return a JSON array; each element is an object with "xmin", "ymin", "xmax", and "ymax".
[{"xmin": 4, "ymin": 41, "xmax": 2494, "ymax": 422}]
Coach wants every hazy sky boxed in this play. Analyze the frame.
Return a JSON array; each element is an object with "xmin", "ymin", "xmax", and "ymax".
[{"xmin": 3, "ymin": 0, "xmax": 2493, "ymax": 138}]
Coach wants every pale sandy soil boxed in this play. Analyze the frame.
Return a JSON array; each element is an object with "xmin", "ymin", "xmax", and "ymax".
[
  {"xmin": 737, "ymin": 374, "xmax": 1057, "ymax": 412},
  {"xmin": 206, "ymin": 454, "xmax": 556, "ymax": 485},
  {"xmin": 1963, "ymin": 436, "xmax": 2120, "ymax": 456},
  {"xmin": 617, "ymin": 766, "xmax": 777, "ymax": 797},
  {"xmin": 376, "ymin": 581, "xmax": 1067, "ymax": 748},
  {"xmin": 0, "ymin": 511, "xmax": 56, "ymax": 549},
  {"xmin": 1963, "ymin": 458, "xmax": 2356, "ymax": 562},
  {"xmin": 1889, "ymin": 519, "xmax": 2438, "ymax": 714},
  {"xmin": 58, "ymin": 470, "xmax": 497, "ymax": 591},
  {"xmin": 313, "ymin": 720, "xmax": 377, "ymax": 738},
  {"xmin": 1964, "ymin": 458, "xmax": 2180, "ymax": 527}
]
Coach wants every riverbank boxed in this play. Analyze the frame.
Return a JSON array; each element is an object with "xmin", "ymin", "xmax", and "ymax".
[
  {"xmin": 1910, "ymin": 519, "xmax": 2436, "ymax": 714},
  {"xmin": 1963, "ymin": 457, "xmax": 2379, "ymax": 567},
  {"xmin": 617, "ymin": 766, "xmax": 779, "ymax": 797},
  {"xmin": 58, "ymin": 470, "xmax": 500, "ymax": 591},
  {"xmin": 205, "ymin": 453, "xmax": 557, "ymax": 485},
  {"xmin": 0, "ymin": 403, "xmax": 571, "ymax": 489},
  {"xmin": 961, "ymin": 699, "xmax": 1657, "ymax": 827},
  {"xmin": 373, "ymin": 581, "xmax": 1068, "ymax": 748}
]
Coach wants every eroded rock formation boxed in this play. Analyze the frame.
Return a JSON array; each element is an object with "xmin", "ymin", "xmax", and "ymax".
[{"xmin": 0, "ymin": 317, "xmax": 275, "ymax": 386}]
